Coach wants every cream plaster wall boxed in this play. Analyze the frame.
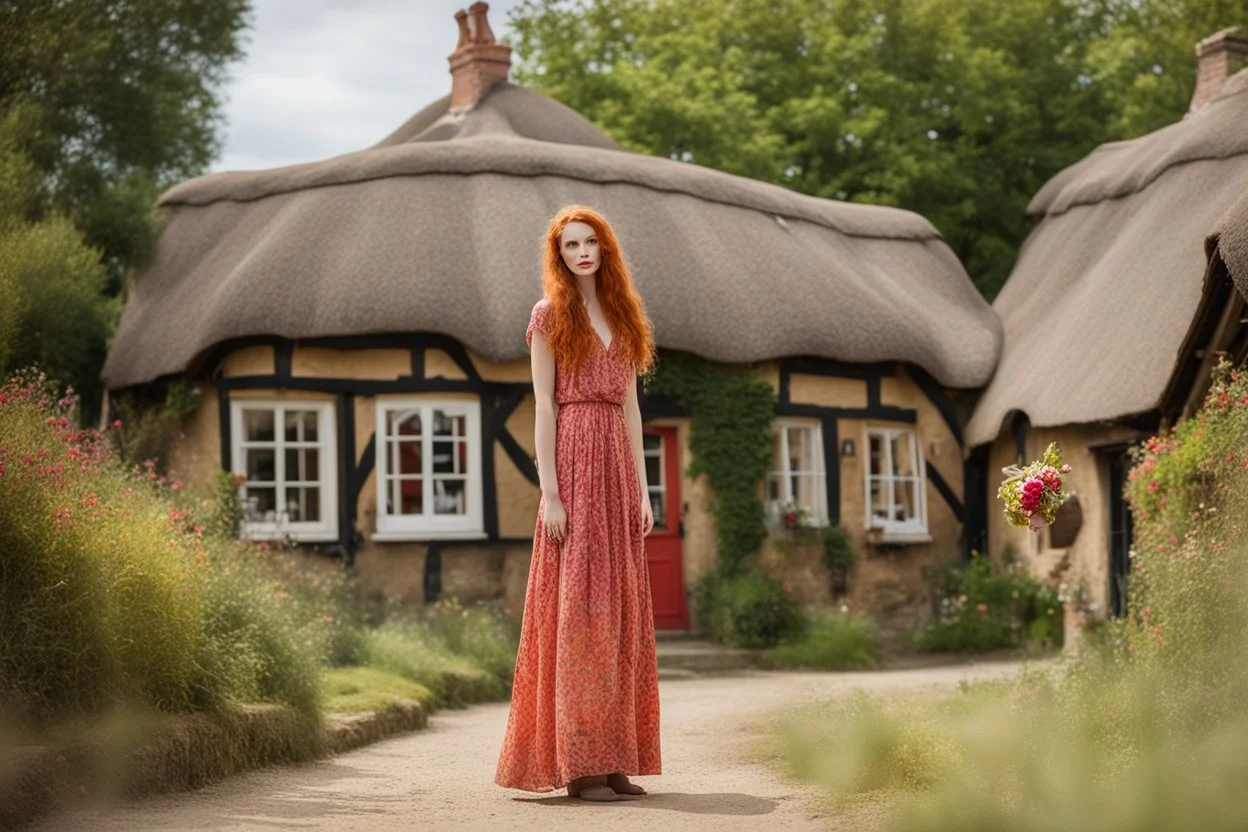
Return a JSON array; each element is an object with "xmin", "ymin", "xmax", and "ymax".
[
  {"xmin": 219, "ymin": 345, "xmax": 274, "ymax": 377},
  {"xmin": 292, "ymin": 347, "xmax": 410, "ymax": 380}
]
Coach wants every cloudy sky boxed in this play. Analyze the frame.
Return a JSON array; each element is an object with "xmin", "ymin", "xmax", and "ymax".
[{"xmin": 211, "ymin": 0, "xmax": 527, "ymax": 172}]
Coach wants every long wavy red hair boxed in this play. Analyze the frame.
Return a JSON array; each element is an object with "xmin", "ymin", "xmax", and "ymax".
[{"xmin": 539, "ymin": 205, "xmax": 657, "ymax": 381}]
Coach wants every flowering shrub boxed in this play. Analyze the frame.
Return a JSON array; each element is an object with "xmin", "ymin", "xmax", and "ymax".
[
  {"xmin": 911, "ymin": 551, "xmax": 1062, "ymax": 653},
  {"xmin": 1117, "ymin": 356, "xmax": 1248, "ymax": 713},
  {"xmin": 997, "ymin": 441, "xmax": 1072, "ymax": 531},
  {"xmin": 0, "ymin": 370, "xmax": 322, "ymax": 725}
]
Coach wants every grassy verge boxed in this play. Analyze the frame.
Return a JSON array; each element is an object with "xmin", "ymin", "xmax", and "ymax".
[
  {"xmin": 760, "ymin": 611, "xmax": 881, "ymax": 671},
  {"xmin": 322, "ymin": 667, "xmax": 433, "ymax": 713}
]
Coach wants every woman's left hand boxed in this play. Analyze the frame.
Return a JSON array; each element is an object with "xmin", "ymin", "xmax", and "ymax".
[{"xmin": 640, "ymin": 494, "xmax": 654, "ymax": 536}]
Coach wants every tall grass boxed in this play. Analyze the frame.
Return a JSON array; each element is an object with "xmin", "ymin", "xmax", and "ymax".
[
  {"xmin": 0, "ymin": 373, "xmax": 325, "ymax": 725},
  {"xmin": 761, "ymin": 610, "xmax": 880, "ymax": 671},
  {"xmin": 0, "ymin": 370, "xmax": 519, "ymax": 736},
  {"xmin": 768, "ymin": 358, "xmax": 1248, "ymax": 830}
]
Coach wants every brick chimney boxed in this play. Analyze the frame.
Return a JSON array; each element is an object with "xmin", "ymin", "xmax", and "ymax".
[
  {"xmin": 448, "ymin": 2, "xmax": 512, "ymax": 111},
  {"xmin": 1190, "ymin": 27, "xmax": 1248, "ymax": 113}
]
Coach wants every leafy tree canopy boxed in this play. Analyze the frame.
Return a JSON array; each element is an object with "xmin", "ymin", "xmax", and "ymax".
[
  {"xmin": 0, "ymin": 0, "xmax": 251, "ymax": 412},
  {"xmin": 1, "ymin": 0, "xmax": 251, "ymax": 290},
  {"xmin": 507, "ymin": 0, "xmax": 1248, "ymax": 299}
]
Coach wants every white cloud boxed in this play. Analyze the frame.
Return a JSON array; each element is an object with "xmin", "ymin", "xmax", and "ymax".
[{"xmin": 211, "ymin": 0, "xmax": 527, "ymax": 172}]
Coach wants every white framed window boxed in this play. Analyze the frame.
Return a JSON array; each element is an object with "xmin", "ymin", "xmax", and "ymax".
[
  {"xmin": 865, "ymin": 426, "xmax": 928, "ymax": 537},
  {"xmin": 765, "ymin": 419, "xmax": 828, "ymax": 527},
  {"xmin": 230, "ymin": 399, "xmax": 338, "ymax": 542},
  {"xmin": 373, "ymin": 397, "xmax": 484, "ymax": 539}
]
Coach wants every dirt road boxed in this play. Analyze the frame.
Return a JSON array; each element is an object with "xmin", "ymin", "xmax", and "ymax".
[{"xmin": 30, "ymin": 658, "xmax": 1028, "ymax": 832}]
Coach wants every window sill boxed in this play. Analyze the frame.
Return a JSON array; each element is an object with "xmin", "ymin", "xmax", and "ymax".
[
  {"xmin": 369, "ymin": 530, "xmax": 488, "ymax": 542},
  {"xmin": 241, "ymin": 529, "xmax": 339, "ymax": 543},
  {"xmin": 867, "ymin": 530, "xmax": 932, "ymax": 546}
]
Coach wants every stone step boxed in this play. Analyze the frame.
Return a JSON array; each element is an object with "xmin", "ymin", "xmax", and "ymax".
[{"xmin": 654, "ymin": 637, "xmax": 765, "ymax": 673}]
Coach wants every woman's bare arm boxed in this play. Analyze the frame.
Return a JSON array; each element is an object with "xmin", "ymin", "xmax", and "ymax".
[
  {"xmin": 624, "ymin": 371, "xmax": 648, "ymax": 503},
  {"xmin": 531, "ymin": 329, "xmax": 560, "ymax": 501}
]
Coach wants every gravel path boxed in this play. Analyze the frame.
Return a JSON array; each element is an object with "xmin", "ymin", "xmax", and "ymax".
[{"xmin": 30, "ymin": 658, "xmax": 1029, "ymax": 832}]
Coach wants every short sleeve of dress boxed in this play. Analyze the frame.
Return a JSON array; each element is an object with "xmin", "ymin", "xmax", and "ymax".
[{"xmin": 525, "ymin": 299, "xmax": 550, "ymax": 350}]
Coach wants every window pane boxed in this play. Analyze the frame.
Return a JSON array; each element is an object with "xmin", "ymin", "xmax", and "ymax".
[
  {"xmin": 285, "ymin": 448, "xmax": 320, "ymax": 482},
  {"xmin": 895, "ymin": 480, "xmax": 917, "ymax": 522},
  {"xmin": 433, "ymin": 410, "xmax": 466, "ymax": 437},
  {"xmin": 243, "ymin": 487, "xmax": 276, "ymax": 520},
  {"xmin": 645, "ymin": 452, "xmax": 661, "ymax": 487},
  {"xmin": 243, "ymin": 409, "xmax": 275, "ymax": 442},
  {"xmin": 433, "ymin": 478, "xmax": 466, "ymax": 514},
  {"xmin": 643, "ymin": 434, "xmax": 661, "ymax": 452},
  {"xmin": 433, "ymin": 440, "xmax": 458, "ymax": 473},
  {"xmin": 649, "ymin": 489, "xmax": 666, "ymax": 529},
  {"xmin": 870, "ymin": 479, "xmax": 889, "ymax": 521},
  {"xmin": 788, "ymin": 426, "xmax": 816, "ymax": 473},
  {"xmin": 396, "ymin": 440, "xmax": 422, "ymax": 476},
  {"xmin": 246, "ymin": 448, "xmax": 276, "ymax": 482},
  {"xmin": 793, "ymin": 473, "xmax": 822, "ymax": 520},
  {"xmin": 285, "ymin": 486, "xmax": 320, "ymax": 522},
  {"xmin": 891, "ymin": 432, "xmax": 916, "ymax": 477},
  {"xmin": 388, "ymin": 477, "xmax": 424, "ymax": 515},
  {"xmin": 767, "ymin": 475, "xmax": 781, "ymax": 502},
  {"xmin": 771, "ymin": 428, "xmax": 788, "ymax": 473},
  {"xmin": 284, "ymin": 409, "xmax": 318, "ymax": 442},
  {"xmin": 389, "ymin": 409, "xmax": 421, "ymax": 437},
  {"xmin": 869, "ymin": 434, "xmax": 884, "ymax": 475}
]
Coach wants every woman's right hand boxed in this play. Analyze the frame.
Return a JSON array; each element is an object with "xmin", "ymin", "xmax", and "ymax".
[{"xmin": 543, "ymin": 497, "xmax": 567, "ymax": 550}]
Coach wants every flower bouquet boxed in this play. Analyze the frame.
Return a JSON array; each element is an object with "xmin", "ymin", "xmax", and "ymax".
[{"xmin": 998, "ymin": 441, "xmax": 1072, "ymax": 532}]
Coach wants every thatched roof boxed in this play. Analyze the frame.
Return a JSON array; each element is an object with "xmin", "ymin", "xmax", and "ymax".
[
  {"xmin": 1208, "ymin": 188, "xmax": 1248, "ymax": 301},
  {"xmin": 102, "ymin": 82, "xmax": 1000, "ymax": 391},
  {"xmin": 965, "ymin": 69, "xmax": 1248, "ymax": 448}
]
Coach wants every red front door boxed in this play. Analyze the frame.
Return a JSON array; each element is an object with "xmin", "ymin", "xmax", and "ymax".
[{"xmin": 643, "ymin": 427, "xmax": 688, "ymax": 629}]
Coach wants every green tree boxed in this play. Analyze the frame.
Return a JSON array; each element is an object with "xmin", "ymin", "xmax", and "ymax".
[
  {"xmin": 0, "ymin": 109, "xmax": 113, "ymax": 397},
  {"xmin": 507, "ymin": 0, "xmax": 1247, "ymax": 299},
  {"xmin": 0, "ymin": 0, "xmax": 251, "ymax": 409}
]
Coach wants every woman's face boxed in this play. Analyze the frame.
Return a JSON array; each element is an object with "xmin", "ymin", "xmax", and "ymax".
[{"xmin": 559, "ymin": 220, "xmax": 600, "ymax": 276}]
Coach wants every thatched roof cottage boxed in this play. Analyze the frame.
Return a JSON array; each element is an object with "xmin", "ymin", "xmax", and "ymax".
[
  {"xmin": 965, "ymin": 28, "xmax": 1248, "ymax": 623},
  {"xmin": 102, "ymin": 2, "xmax": 1000, "ymax": 633},
  {"xmin": 1208, "ymin": 188, "xmax": 1248, "ymax": 304}
]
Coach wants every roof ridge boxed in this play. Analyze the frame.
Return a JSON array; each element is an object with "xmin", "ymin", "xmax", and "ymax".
[
  {"xmin": 161, "ymin": 136, "xmax": 945, "ymax": 245},
  {"xmin": 1028, "ymin": 84, "xmax": 1248, "ymax": 220}
]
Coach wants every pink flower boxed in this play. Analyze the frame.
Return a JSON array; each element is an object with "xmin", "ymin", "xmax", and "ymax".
[
  {"xmin": 1060, "ymin": 464, "xmax": 1072, "ymax": 473},
  {"xmin": 112, "ymin": 419, "xmax": 122, "ymax": 429}
]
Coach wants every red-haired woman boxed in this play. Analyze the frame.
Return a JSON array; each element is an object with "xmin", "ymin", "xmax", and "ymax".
[{"xmin": 494, "ymin": 205, "xmax": 662, "ymax": 802}]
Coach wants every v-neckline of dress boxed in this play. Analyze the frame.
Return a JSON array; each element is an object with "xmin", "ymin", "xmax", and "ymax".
[{"xmin": 593, "ymin": 327, "xmax": 614, "ymax": 355}]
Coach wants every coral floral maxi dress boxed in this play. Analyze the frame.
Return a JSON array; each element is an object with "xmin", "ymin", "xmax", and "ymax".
[{"xmin": 494, "ymin": 298, "xmax": 662, "ymax": 792}]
